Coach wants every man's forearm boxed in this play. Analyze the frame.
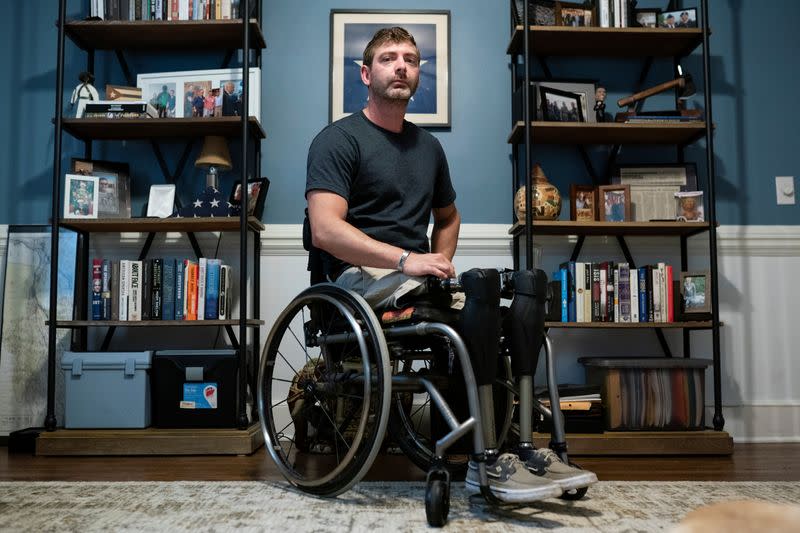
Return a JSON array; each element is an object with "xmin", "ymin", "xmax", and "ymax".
[
  {"xmin": 431, "ymin": 209, "xmax": 460, "ymax": 261},
  {"xmin": 313, "ymin": 218, "xmax": 406, "ymax": 270}
]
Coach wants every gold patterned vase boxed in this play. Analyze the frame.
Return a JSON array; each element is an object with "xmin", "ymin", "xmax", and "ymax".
[{"xmin": 514, "ymin": 163, "xmax": 562, "ymax": 222}]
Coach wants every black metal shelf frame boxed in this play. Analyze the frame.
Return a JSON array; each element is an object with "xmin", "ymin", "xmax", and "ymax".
[
  {"xmin": 47, "ymin": 0, "xmax": 262, "ymax": 431},
  {"xmin": 509, "ymin": 0, "xmax": 724, "ymax": 430}
]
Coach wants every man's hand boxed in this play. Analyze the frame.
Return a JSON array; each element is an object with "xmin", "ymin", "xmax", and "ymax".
[{"xmin": 401, "ymin": 252, "xmax": 456, "ymax": 279}]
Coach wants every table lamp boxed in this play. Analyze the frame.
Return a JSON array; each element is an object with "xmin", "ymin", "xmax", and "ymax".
[{"xmin": 195, "ymin": 135, "xmax": 232, "ymax": 189}]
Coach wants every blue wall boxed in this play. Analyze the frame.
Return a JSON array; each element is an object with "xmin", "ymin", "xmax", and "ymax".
[{"xmin": 2, "ymin": 1, "xmax": 799, "ymax": 225}]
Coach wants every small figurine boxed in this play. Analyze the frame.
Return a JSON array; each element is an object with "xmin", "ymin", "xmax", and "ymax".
[
  {"xmin": 70, "ymin": 71, "xmax": 100, "ymax": 118},
  {"xmin": 594, "ymin": 86, "xmax": 607, "ymax": 122}
]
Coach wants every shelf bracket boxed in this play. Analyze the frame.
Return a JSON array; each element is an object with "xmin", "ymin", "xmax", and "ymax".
[
  {"xmin": 614, "ymin": 236, "xmax": 636, "ymax": 268},
  {"xmin": 569, "ymin": 235, "xmax": 585, "ymax": 263},
  {"xmin": 577, "ymin": 146, "xmax": 602, "ymax": 185},
  {"xmin": 537, "ymin": 56, "xmax": 553, "ymax": 80},
  {"xmin": 225, "ymin": 325, "xmax": 240, "ymax": 349},
  {"xmin": 100, "ymin": 326, "xmax": 117, "ymax": 351},
  {"xmin": 114, "ymin": 50, "xmax": 135, "ymax": 87},
  {"xmin": 655, "ymin": 329, "xmax": 674, "ymax": 358}
]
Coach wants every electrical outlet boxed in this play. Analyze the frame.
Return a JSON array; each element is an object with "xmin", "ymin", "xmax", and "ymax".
[{"xmin": 776, "ymin": 176, "xmax": 795, "ymax": 205}]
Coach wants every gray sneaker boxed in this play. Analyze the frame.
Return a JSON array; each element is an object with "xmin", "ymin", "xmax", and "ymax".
[
  {"xmin": 520, "ymin": 447, "xmax": 598, "ymax": 491},
  {"xmin": 465, "ymin": 452, "xmax": 563, "ymax": 503}
]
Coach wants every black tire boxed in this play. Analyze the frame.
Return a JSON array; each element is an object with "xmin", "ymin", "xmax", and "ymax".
[
  {"xmin": 559, "ymin": 461, "xmax": 589, "ymax": 500},
  {"xmin": 425, "ymin": 478, "xmax": 450, "ymax": 527},
  {"xmin": 258, "ymin": 284, "xmax": 391, "ymax": 497}
]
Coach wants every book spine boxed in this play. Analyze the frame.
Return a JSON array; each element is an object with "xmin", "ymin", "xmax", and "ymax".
[
  {"xmin": 175, "ymin": 259, "xmax": 185, "ymax": 320},
  {"xmin": 205, "ymin": 259, "xmax": 221, "ymax": 320},
  {"xmin": 151, "ymin": 257, "xmax": 163, "ymax": 320},
  {"xmin": 666, "ymin": 264, "xmax": 674, "ymax": 322},
  {"xmin": 638, "ymin": 266, "xmax": 648, "ymax": 322},
  {"xmin": 652, "ymin": 266, "xmax": 662, "ymax": 323},
  {"xmin": 218, "ymin": 265, "xmax": 230, "ymax": 319},
  {"xmin": 599, "ymin": 0, "xmax": 610, "ymax": 28},
  {"xmin": 559, "ymin": 267, "xmax": 568, "ymax": 322},
  {"xmin": 575, "ymin": 262, "xmax": 584, "ymax": 322},
  {"xmin": 591, "ymin": 264, "xmax": 601, "ymax": 322},
  {"xmin": 101, "ymin": 259, "xmax": 112, "ymax": 320},
  {"xmin": 119, "ymin": 260, "xmax": 129, "ymax": 321},
  {"xmin": 619, "ymin": 263, "xmax": 631, "ymax": 322},
  {"xmin": 599, "ymin": 264, "xmax": 607, "ymax": 322},
  {"xmin": 129, "ymin": 260, "xmax": 142, "ymax": 321},
  {"xmin": 584, "ymin": 262, "xmax": 592, "ymax": 322},
  {"xmin": 197, "ymin": 257, "xmax": 207, "ymax": 320},
  {"xmin": 162, "ymin": 258, "xmax": 175, "ymax": 321},
  {"xmin": 630, "ymin": 267, "xmax": 639, "ymax": 323},
  {"xmin": 92, "ymin": 258, "xmax": 103, "ymax": 320},
  {"xmin": 111, "ymin": 260, "xmax": 120, "ymax": 321},
  {"xmin": 186, "ymin": 261, "xmax": 198, "ymax": 320},
  {"xmin": 141, "ymin": 259, "xmax": 151, "ymax": 320}
]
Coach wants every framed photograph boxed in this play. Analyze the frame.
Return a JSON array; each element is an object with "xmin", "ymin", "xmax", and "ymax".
[
  {"xmin": 612, "ymin": 163, "xmax": 698, "ymax": 222},
  {"xmin": 71, "ymin": 158, "xmax": 131, "ymax": 219},
  {"xmin": 330, "ymin": 10, "xmax": 450, "ymax": 127},
  {"xmin": 230, "ymin": 177, "xmax": 270, "ymax": 221},
  {"xmin": 634, "ymin": 8, "xmax": 661, "ymax": 28},
  {"xmin": 558, "ymin": 2, "xmax": 594, "ymax": 27},
  {"xmin": 63, "ymin": 174, "xmax": 99, "ymax": 219},
  {"xmin": 675, "ymin": 191, "xmax": 705, "ymax": 222},
  {"xmin": 147, "ymin": 184, "xmax": 176, "ymax": 218},
  {"xmin": 540, "ymin": 86, "xmax": 584, "ymax": 122},
  {"xmin": 511, "ymin": 1, "xmax": 558, "ymax": 26},
  {"xmin": 531, "ymin": 79, "xmax": 597, "ymax": 122},
  {"xmin": 136, "ymin": 67, "xmax": 261, "ymax": 120},
  {"xmin": 570, "ymin": 184, "xmax": 596, "ymax": 221},
  {"xmin": 598, "ymin": 185, "xmax": 631, "ymax": 222},
  {"xmin": 680, "ymin": 271, "xmax": 711, "ymax": 315},
  {"xmin": 659, "ymin": 8, "xmax": 698, "ymax": 29}
]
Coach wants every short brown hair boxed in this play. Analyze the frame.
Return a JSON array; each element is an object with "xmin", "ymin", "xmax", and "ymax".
[{"xmin": 362, "ymin": 27, "xmax": 419, "ymax": 67}]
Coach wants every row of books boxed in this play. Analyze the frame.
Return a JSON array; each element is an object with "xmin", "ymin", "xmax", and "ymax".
[
  {"xmin": 598, "ymin": 0, "xmax": 630, "ymax": 28},
  {"xmin": 553, "ymin": 261, "xmax": 675, "ymax": 323},
  {"xmin": 605, "ymin": 367, "xmax": 705, "ymax": 430},
  {"xmin": 91, "ymin": 258, "xmax": 233, "ymax": 321},
  {"xmin": 90, "ymin": 0, "xmax": 240, "ymax": 21}
]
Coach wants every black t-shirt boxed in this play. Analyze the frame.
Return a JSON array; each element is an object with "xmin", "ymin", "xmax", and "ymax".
[{"xmin": 306, "ymin": 111, "xmax": 456, "ymax": 276}]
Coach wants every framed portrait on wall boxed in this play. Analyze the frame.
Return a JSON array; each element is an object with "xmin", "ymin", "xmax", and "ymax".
[{"xmin": 330, "ymin": 10, "xmax": 451, "ymax": 127}]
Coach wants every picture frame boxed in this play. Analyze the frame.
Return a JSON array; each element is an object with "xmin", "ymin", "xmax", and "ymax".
[
  {"xmin": 633, "ymin": 8, "xmax": 661, "ymax": 28},
  {"xmin": 679, "ymin": 270, "xmax": 711, "ymax": 315},
  {"xmin": 230, "ymin": 177, "xmax": 270, "ymax": 221},
  {"xmin": 513, "ymin": 0, "xmax": 557, "ymax": 26},
  {"xmin": 570, "ymin": 184, "xmax": 597, "ymax": 221},
  {"xmin": 659, "ymin": 8, "xmax": 698, "ymax": 29},
  {"xmin": 557, "ymin": 1, "xmax": 595, "ymax": 27},
  {"xmin": 540, "ymin": 86, "xmax": 584, "ymax": 122},
  {"xmin": 71, "ymin": 158, "xmax": 131, "ymax": 219},
  {"xmin": 330, "ymin": 10, "xmax": 451, "ymax": 127},
  {"xmin": 531, "ymin": 79, "xmax": 597, "ymax": 122},
  {"xmin": 597, "ymin": 184, "xmax": 631, "ymax": 222},
  {"xmin": 675, "ymin": 191, "xmax": 705, "ymax": 222},
  {"xmin": 146, "ymin": 184, "xmax": 176, "ymax": 218},
  {"xmin": 136, "ymin": 67, "xmax": 261, "ymax": 120},
  {"xmin": 612, "ymin": 163, "xmax": 698, "ymax": 222},
  {"xmin": 63, "ymin": 174, "xmax": 99, "ymax": 219}
]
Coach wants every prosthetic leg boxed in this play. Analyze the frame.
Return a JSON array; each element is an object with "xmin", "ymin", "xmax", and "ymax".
[{"xmin": 458, "ymin": 268, "xmax": 502, "ymax": 452}]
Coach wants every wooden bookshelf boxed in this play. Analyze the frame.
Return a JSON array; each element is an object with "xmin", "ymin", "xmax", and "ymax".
[
  {"xmin": 54, "ymin": 320, "xmax": 264, "ymax": 328},
  {"xmin": 64, "ymin": 19, "xmax": 267, "ymax": 51},
  {"xmin": 507, "ymin": 26, "xmax": 704, "ymax": 57},
  {"xmin": 545, "ymin": 321, "xmax": 714, "ymax": 329},
  {"xmin": 508, "ymin": 121, "xmax": 707, "ymax": 145},
  {"xmin": 532, "ymin": 430, "xmax": 733, "ymax": 455},
  {"xmin": 509, "ymin": 220, "xmax": 712, "ymax": 238},
  {"xmin": 62, "ymin": 116, "xmax": 266, "ymax": 141},
  {"xmin": 59, "ymin": 216, "xmax": 264, "ymax": 233}
]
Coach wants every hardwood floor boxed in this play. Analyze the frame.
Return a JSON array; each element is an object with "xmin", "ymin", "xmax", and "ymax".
[{"xmin": 2, "ymin": 443, "xmax": 798, "ymax": 482}]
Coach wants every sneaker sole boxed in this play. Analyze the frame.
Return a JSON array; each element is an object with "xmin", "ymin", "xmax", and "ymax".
[
  {"xmin": 464, "ymin": 479, "xmax": 562, "ymax": 503},
  {"xmin": 549, "ymin": 471, "xmax": 599, "ymax": 492}
]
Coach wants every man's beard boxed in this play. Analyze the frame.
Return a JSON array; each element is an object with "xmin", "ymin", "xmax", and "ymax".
[{"xmin": 373, "ymin": 77, "xmax": 419, "ymax": 102}]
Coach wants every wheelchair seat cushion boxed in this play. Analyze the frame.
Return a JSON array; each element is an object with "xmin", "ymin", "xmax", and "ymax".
[{"xmin": 380, "ymin": 302, "xmax": 459, "ymax": 326}]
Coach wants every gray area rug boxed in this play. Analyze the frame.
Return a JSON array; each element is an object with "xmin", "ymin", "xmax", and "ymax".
[{"xmin": 0, "ymin": 480, "xmax": 798, "ymax": 532}]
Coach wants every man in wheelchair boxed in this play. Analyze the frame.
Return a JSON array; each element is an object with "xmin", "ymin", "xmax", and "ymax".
[{"xmin": 305, "ymin": 26, "xmax": 596, "ymax": 503}]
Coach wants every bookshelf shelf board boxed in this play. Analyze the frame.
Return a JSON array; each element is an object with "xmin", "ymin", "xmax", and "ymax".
[
  {"xmin": 509, "ymin": 220, "xmax": 711, "ymax": 238},
  {"xmin": 508, "ymin": 121, "xmax": 707, "ymax": 145},
  {"xmin": 64, "ymin": 19, "xmax": 266, "ymax": 51},
  {"xmin": 507, "ymin": 26, "xmax": 704, "ymax": 57},
  {"xmin": 545, "ymin": 321, "xmax": 714, "ymax": 329},
  {"xmin": 54, "ymin": 320, "xmax": 264, "ymax": 328},
  {"xmin": 62, "ymin": 116, "xmax": 266, "ymax": 141},
  {"xmin": 59, "ymin": 217, "xmax": 264, "ymax": 233}
]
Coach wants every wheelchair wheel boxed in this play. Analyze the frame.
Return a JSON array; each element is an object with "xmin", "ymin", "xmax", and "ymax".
[
  {"xmin": 258, "ymin": 284, "xmax": 391, "ymax": 497},
  {"xmin": 425, "ymin": 477, "xmax": 450, "ymax": 527}
]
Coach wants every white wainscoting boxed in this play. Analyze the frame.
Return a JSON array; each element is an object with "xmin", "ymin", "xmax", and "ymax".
[{"xmin": 5, "ymin": 223, "xmax": 797, "ymax": 442}]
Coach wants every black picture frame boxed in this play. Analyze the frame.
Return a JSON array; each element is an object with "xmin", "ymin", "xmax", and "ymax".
[
  {"xmin": 512, "ymin": 0, "xmax": 557, "ymax": 26},
  {"xmin": 659, "ymin": 8, "xmax": 698, "ymax": 29},
  {"xmin": 633, "ymin": 8, "xmax": 661, "ymax": 28},
  {"xmin": 539, "ymin": 86, "xmax": 584, "ymax": 122},
  {"xmin": 679, "ymin": 270, "xmax": 711, "ymax": 316},
  {"xmin": 70, "ymin": 158, "xmax": 131, "ymax": 219},
  {"xmin": 230, "ymin": 177, "xmax": 270, "ymax": 221}
]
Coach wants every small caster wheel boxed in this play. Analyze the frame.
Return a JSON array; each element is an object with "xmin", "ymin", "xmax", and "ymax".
[
  {"xmin": 559, "ymin": 486, "xmax": 588, "ymax": 500},
  {"xmin": 425, "ymin": 478, "xmax": 450, "ymax": 527}
]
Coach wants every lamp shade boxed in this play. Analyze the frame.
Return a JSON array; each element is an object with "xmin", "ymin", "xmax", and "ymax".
[{"xmin": 195, "ymin": 135, "xmax": 232, "ymax": 171}]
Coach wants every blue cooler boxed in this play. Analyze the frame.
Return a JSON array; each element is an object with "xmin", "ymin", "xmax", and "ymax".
[{"xmin": 61, "ymin": 351, "xmax": 152, "ymax": 428}]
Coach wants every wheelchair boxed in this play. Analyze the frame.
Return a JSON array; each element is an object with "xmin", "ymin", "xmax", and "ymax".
[{"xmin": 257, "ymin": 235, "xmax": 586, "ymax": 527}]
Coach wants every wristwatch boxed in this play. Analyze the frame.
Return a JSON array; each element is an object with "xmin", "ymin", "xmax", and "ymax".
[{"xmin": 397, "ymin": 250, "xmax": 412, "ymax": 272}]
